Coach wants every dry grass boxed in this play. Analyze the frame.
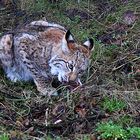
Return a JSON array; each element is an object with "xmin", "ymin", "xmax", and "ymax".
[{"xmin": 0, "ymin": 0, "xmax": 140, "ymax": 139}]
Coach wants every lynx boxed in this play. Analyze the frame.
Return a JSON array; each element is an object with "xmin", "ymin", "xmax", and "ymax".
[{"xmin": 0, "ymin": 20, "xmax": 93, "ymax": 95}]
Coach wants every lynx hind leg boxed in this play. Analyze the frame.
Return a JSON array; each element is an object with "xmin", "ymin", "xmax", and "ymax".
[
  {"xmin": 0, "ymin": 34, "xmax": 13, "ymax": 66},
  {"xmin": 0, "ymin": 34, "xmax": 13, "ymax": 54}
]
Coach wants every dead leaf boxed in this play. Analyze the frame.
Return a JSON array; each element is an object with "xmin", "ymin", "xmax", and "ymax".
[{"xmin": 75, "ymin": 103, "xmax": 88, "ymax": 118}]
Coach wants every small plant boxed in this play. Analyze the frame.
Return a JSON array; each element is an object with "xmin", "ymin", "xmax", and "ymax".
[
  {"xmin": 20, "ymin": 0, "xmax": 47, "ymax": 12},
  {"xmin": 101, "ymin": 97, "xmax": 126, "ymax": 113},
  {"xmin": 41, "ymin": 135, "xmax": 62, "ymax": 140},
  {"xmin": 76, "ymin": 135, "xmax": 91, "ymax": 140},
  {"xmin": 0, "ymin": 133, "xmax": 9, "ymax": 140},
  {"xmin": 127, "ymin": 127, "xmax": 140, "ymax": 139},
  {"xmin": 103, "ymin": 45, "xmax": 118, "ymax": 57},
  {"xmin": 96, "ymin": 121, "xmax": 128, "ymax": 140},
  {"xmin": 106, "ymin": 14, "xmax": 118, "ymax": 23},
  {"xmin": 116, "ymin": 115, "xmax": 133, "ymax": 126},
  {"xmin": 96, "ymin": 121, "xmax": 140, "ymax": 140},
  {"xmin": 91, "ymin": 39, "xmax": 103, "ymax": 61}
]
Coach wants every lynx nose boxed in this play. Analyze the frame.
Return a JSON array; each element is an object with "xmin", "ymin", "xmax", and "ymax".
[{"xmin": 68, "ymin": 72, "xmax": 77, "ymax": 82}]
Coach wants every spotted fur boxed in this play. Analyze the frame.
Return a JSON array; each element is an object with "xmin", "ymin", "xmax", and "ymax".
[{"xmin": 0, "ymin": 20, "xmax": 94, "ymax": 95}]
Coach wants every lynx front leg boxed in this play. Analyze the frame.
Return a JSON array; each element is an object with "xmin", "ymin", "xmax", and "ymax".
[
  {"xmin": 22, "ymin": 59, "xmax": 58, "ymax": 96},
  {"xmin": 34, "ymin": 77, "xmax": 58, "ymax": 96},
  {"xmin": 18, "ymin": 44, "xmax": 57, "ymax": 95},
  {"xmin": 20, "ymin": 58, "xmax": 57, "ymax": 96},
  {"xmin": 16, "ymin": 33, "xmax": 58, "ymax": 96}
]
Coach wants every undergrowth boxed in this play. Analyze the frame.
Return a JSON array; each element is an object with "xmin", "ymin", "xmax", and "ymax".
[
  {"xmin": 0, "ymin": 133, "xmax": 9, "ymax": 140},
  {"xmin": 96, "ymin": 121, "xmax": 140, "ymax": 140},
  {"xmin": 0, "ymin": 0, "xmax": 139, "ymax": 139},
  {"xmin": 101, "ymin": 96, "xmax": 126, "ymax": 113}
]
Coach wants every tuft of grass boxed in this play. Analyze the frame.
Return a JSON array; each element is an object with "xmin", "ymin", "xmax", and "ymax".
[
  {"xmin": 105, "ymin": 14, "xmax": 118, "ymax": 23},
  {"xmin": 127, "ymin": 127, "xmax": 140, "ymax": 139},
  {"xmin": 19, "ymin": 0, "xmax": 48, "ymax": 12},
  {"xmin": 40, "ymin": 135, "xmax": 62, "ymax": 140},
  {"xmin": 96, "ymin": 121, "xmax": 140, "ymax": 140},
  {"xmin": 115, "ymin": 115, "xmax": 134, "ymax": 126},
  {"xmin": 76, "ymin": 135, "xmax": 91, "ymax": 140},
  {"xmin": 103, "ymin": 44, "xmax": 118, "ymax": 57},
  {"xmin": 96, "ymin": 121, "xmax": 128, "ymax": 140},
  {"xmin": 101, "ymin": 97, "xmax": 126, "ymax": 113},
  {"xmin": 0, "ymin": 133, "xmax": 9, "ymax": 140}
]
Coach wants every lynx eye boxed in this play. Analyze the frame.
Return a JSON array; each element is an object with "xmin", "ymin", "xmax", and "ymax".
[{"xmin": 68, "ymin": 63, "xmax": 73, "ymax": 71}]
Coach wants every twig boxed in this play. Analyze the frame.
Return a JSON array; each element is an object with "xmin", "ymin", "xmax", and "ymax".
[{"xmin": 112, "ymin": 56, "xmax": 140, "ymax": 71}]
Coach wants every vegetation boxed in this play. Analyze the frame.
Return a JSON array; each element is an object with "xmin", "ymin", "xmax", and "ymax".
[
  {"xmin": 0, "ymin": 133, "xmax": 9, "ymax": 140},
  {"xmin": 101, "ymin": 96, "xmax": 126, "ymax": 113},
  {"xmin": 0, "ymin": 0, "xmax": 139, "ymax": 139},
  {"xmin": 96, "ymin": 121, "xmax": 128, "ymax": 139},
  {"xmin": 96, "ymin": 121, "xmax": 140, "ymax": 140}
]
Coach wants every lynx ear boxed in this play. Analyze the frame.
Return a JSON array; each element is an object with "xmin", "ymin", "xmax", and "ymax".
[
  {"xmin": 83, "ymin": 38, "xmax": 94, "ymax": 51},
  {"xmin": 65, "ymin": 30, "xmax": 74, "ymax": 43},
  {"xmin": 62, "ymin": 30, "xmax": 74, "ymax": 54}
]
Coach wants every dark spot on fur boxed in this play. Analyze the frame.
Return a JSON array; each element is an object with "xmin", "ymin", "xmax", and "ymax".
[
  {"xmin": 7, "ymin": 41, "xmax": 11, "ymax": 46},
  {"xmin": 23, "ymin": 61, "xmax": 26, "ymax": 64}
]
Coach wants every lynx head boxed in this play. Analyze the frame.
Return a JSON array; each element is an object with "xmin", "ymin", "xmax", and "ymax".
[{"xmin": 49, "ymin": 30, "xmax": 94, "ymax": 85}]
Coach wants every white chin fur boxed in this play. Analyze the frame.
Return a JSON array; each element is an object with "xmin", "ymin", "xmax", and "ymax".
[
  {"xmin": 58, "ymin": 72, "xmax": 68, "ymax": 82},
  {"xmin": 76, "ymin": 78, "xmax": 82, "ymax": 86},
  {"xmin": 50, "ymin": 67, "xmax": 58, "ymax": 75},
  {"xmin": 58, "ymin": 74, "xmax": 62, "ymax": 82}
]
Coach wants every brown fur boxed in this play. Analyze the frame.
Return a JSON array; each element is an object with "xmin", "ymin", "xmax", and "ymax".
[{"xmin": 0, "ymin": 20, "xmax": 93, "ymax": 95}]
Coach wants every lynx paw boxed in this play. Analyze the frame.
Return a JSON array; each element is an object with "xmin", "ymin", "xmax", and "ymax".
[
  {"xmin": 37, "ymin": 86, "xmax": 58, "ymax": 96},
  {"xmin": 7, "ymin": 71, "xmax": 20, "ymax": 82}
]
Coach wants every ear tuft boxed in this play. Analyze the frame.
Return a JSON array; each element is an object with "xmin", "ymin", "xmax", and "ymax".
[
  {"xmin": 83, "ymin": 38, "xmax": 94, "ymax": 50},
  {"xmin": 61, "ymin": 30, "xmax": 75, "ymax": 54},
  {"xmin": 65, "ymin": 30, "xmax": 74, "ymax": 42}
]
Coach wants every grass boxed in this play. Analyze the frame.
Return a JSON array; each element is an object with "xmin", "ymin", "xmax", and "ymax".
[
  {"xmin": 96, "ymin": 121, "xmax": 140, "ymax": 140},
  {"xmin": 96, "ymin": 121, "xmax": 128, "ymax": 140},
  {"xmin": 0, "ymin": 133, "xmax": 9, "ymax": 140},
  {"xmin": 19, "ymin": 0, "xmax": 48, "ymax": 12},
  {"xmin": 101, "ymin": 96, "xmax": 126, "ymax": 113},
  {"xmin": 128, "ymin": 127, "xmax": 140, "ymax": 139},
  {"xmin": 0, "ymin": 0, "xmax": 140, "ymax": 139},
  {"xmin": 115, "ymin": 115, "xmax": 134, "ymax": 126}
]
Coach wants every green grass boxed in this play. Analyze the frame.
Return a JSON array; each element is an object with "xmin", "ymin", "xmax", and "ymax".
[
  {"xmin": 96, "ymin": 121, "xmax": 140, "ymax": 140},
  {"xmin": 115, "ymin": 115, "xmax": 134, "ymax": 126},
  {"xmin": 101, "ymin": 97, "xmax": 127, "ymax": 113},
  {"xmin": 0, "ymin": 0, "xmax": 140, "ymax": 139},
  {"xmin": 96, "ymin": 121, "xmax": 128, "ymax": 140},
  {"xmin": 19, "ymin": 0, "xmax": 48, "ymax": 12},
  {"xmin": 0, "ymin": 133, "xmax": 9, "ymax": 140},
  {"xmin": 128, "ymin": 127, "xmax": 140, "ymax": 139}
]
